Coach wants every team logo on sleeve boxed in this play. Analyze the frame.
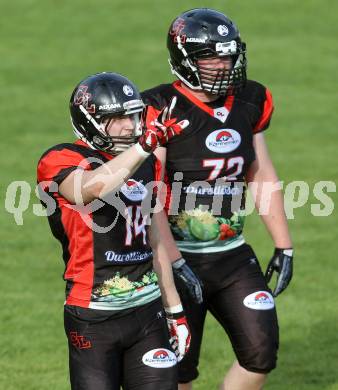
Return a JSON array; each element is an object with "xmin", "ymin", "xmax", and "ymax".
[
  {"xmin": 205, "ymin": 129, "xmax": 241, "ymax": 153},
  {"xmin": 142, "ymin": 348, "xmax": 177, "ymax": 368},
  {"xmin": 120, "ymin": 179, "xmax": 148, "ymax": 201},
  {"xmin": 243, "ymin": 291, "xmax": 275, "ymax": 310}
]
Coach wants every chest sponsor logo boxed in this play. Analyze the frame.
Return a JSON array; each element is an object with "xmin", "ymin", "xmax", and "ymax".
[
  {"xmin": 213, "ymin": 107, "xmax": 229, "ymax": 123},
  {"xmin": 243, "ymin": 291, "xmax": 275, "ymax": 310},
  {"xmin": 205, "ymin": 129, "xmax": 241, "ymax": 153},
  {"xmin": 105, "ymin": 251, "xmax": 152, "ymax": 262},
  {"xmin": 142, "ymin": 348, "xmax": 177, "ymax": 368},
  {"xmin": 183, "ymin": 184, "xmax": 242, "ymax": 196},
  {"xmin": 121, "ymin": 179, "xmax": 148, "ymax": 201}
]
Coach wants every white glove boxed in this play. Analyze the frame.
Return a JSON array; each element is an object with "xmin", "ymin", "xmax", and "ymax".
[{"xmin": 165, "ymin": 304, "xmax": 191, "ymax": 362}]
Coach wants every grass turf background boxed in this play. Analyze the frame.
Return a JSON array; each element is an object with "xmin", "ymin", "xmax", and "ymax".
[{"xmin": 1, "ymin": 0, "xmax": 337, "ymax": 388}]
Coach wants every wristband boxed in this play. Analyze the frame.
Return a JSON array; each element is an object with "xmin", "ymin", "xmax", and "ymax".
[
  {"xmin": 276, "ymin": 248, "xmax": 293, "ymax": 256},
  {"xmin": 135, "ymin": 142, "xmax": 151, "ymax": 157},
  {"xmin": 172, "ymin": 258, "xmax": 185, "ymax": 269},
  {"xmin": 164, "ymin": 304, "xmax": 183, "ymax": 314}
]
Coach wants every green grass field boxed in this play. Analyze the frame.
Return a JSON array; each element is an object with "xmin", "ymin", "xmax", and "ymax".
[{"xmin": 1, "ymin": 0, "xmax": 337, "ymax": 388}]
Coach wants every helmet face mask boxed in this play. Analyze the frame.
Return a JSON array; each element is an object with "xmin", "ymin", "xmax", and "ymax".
[
  {"xmin": 167, "ymin": 8, "xmax": 247, "ymax": 96},
  {"xmin": 70, "ymin": 72, "xmax": 144, "ymax": 154}
]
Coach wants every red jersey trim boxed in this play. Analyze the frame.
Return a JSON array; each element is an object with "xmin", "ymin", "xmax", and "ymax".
[
  {"xmin": 63, "ymin": 143, "xmax": 95, "ymax": 307},
  {"xmin": 172, "ymin": 81, "xmax": 234, "ymax": 117},
  {"xmin": 163, "ymin": 170, "xmax": 171, "ymax": 215},
  {"xmin": 154, "ymin": 157, "xmax": 162, "ymax": 182},
  {"xmin": 74, "ymin": 139, "xmax": 89, "ymax": 147},
  {"xmin": 253, "ymin": 88, "xmax": 274, "ymax": 133},
  {"xmin": 225, "ymin": 95, "xmax": 234, "ymax": 111},
  {"xmin": 144, "ymin": 106, "xmax": 161, "ymax": 128}
]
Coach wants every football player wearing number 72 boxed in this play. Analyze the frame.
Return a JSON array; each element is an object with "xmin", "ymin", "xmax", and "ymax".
[{"xmin": 141, "ymin": 8, "xmax": 293, "ymax": 390}]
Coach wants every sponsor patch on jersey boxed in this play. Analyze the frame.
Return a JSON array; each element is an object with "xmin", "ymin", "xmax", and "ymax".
[
  {"xmin": 183, "ymin": 184, "xmax": 242, "ymax": 196},
  {"xmin": 243, "ymin": 291, "xmax": 275, "ymax": 310},
  {"xmin": 205, "ymin": 129, "xmax": 241, "ymax": 153},
  {"xmin": 213, "ymin": 107, "xmax": 229, "ymax": 123},
  {"xmin": 121, "ymin": 179, "xmax": 148, "ymax": 201},
  {"xmin": 142, "ymin": 348, "xmax": 177, "ymax": 368},
  {"xmin": 123, "ymin": 85, "xmax": 134, "ymax": 96},
  {"xmin": 105, "ymin": 250, "xmax": 152, "ymax": 262}
]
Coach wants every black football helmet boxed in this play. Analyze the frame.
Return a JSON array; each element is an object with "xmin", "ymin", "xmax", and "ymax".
[
  {"xmin": 70, "ymin": 72, "xmax": 144, "ymax": 154},
  {"xmin": 167, "ymin": 8, "xmax": 247, "ymax": 96}
]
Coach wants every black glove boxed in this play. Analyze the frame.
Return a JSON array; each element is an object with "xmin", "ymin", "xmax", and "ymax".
[
  {"xmin": 265, "ymin": 248, "xmax": 293, "ymax": 297},
  {"xmin": 172, "ymin": 258, "xmax": 203, "ymax": 304}
]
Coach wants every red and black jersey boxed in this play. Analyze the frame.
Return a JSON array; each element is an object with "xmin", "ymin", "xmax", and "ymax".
[
  {"xmin": 141, "ymin": 80, "xmax": 273, "ymax": 253},
  {"xmin": 37, "ymin": 140, "xmax": 162, "ymax": 309}
]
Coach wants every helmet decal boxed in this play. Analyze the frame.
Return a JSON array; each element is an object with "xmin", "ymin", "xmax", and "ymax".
[
  {"xmin": 217, "ymin": 25, "xmax": 229, "ymax": 36},
  {"xmin": 123, "ymin": 85, "xmax": 134, "ymax": 96},
  {"xmin": 169, "ymin": 17, "xmax": 186, "ymax": 43},
  {"xmin": 74, "ymin": 85, "xmax": 95, "ymax": 114}
]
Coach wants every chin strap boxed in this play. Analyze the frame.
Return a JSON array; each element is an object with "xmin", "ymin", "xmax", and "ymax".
[{"xmin": 79, "ymin": 105, "xmax": 102, "ymax": 132}]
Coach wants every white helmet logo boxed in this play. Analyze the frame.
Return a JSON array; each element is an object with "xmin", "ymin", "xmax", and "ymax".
[
  {"xmin": 123, "ymin": 85, "xmax": 134, "ymax": 96},
  {"xmin": 217, "ymin": 25, "xmax": 229, "ymax": 36}
]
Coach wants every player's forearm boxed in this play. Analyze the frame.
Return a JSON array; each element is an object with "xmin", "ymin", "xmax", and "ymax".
[
  {"xmin": 157, "ymin": 214, "xmax": 182, "ymax": 262},
  {"xmin": 247, "ymin": 132, "xmax": 292, "ymax": 248},
  {"xmin": 83, "ymin": 144, "xmax": 147, "ymax": 198},
  {"xmin": 248, "ymin": 175, "xmax": 292, "ymax": 248},
  {"xmin": 257, "ymin": 189, "xmax": 293, "ymax": 248},
  {"xmin": 153, "ymin": 251, "xmax": 181, "ymax": 308},
  {"xmin": 59, "ymin": 144, "xmax": 148, "ymax": 204},
  {"xmin": 149, "ymin": 212, "xmax": 181, "ymax": 307}
]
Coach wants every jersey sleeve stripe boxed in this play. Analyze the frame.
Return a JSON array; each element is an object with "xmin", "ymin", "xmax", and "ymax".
[{"xmin": 253, "ymin": 88, "xmax": 274, "ymax": 133}]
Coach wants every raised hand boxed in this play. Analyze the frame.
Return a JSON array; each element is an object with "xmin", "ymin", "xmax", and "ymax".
[{"xmin": 138, "ymin": 97, "xmax": 189, "ymax": 153}]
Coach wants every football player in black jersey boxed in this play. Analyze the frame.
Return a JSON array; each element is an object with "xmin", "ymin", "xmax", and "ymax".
[
  {"xmin": 141, "ymin": 8, "xmax": 294, "ymax": 390},
  {"xmin": 37, "ymin": 72, "xmax": 198, "ymax": 390}
]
